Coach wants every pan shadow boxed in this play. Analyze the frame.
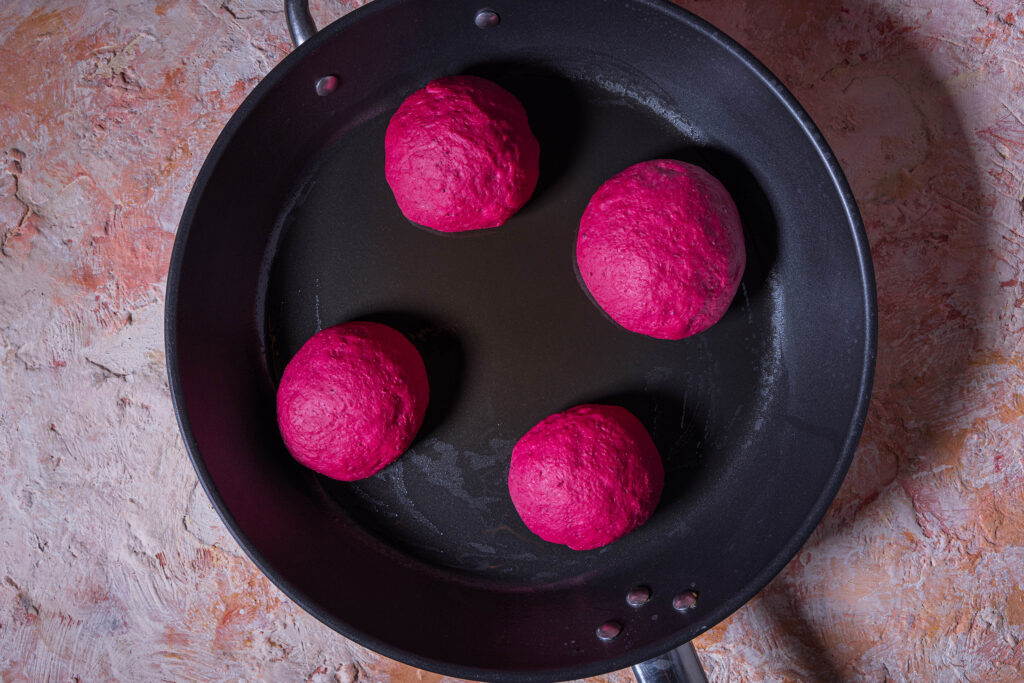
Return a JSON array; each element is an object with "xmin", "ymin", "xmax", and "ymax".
[
  {"xmin": 353, "ymin": 310, "xmax": 465, "ymax": 443},
  {"xmin": 464, "ymin": 62, "xmax": 587, "ymax": 205},
  {"xmin": 674, "ymin": 0, "xmax": 989, "ymax": 680},
  {"xmin": 746, "ymin": 578, "xmax": 849, "ymax": 682}
]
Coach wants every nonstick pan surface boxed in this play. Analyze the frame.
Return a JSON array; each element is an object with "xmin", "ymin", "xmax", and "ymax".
[{"xmin": 166, "ymin": 0, "xmax": 876, "ymax": 679}]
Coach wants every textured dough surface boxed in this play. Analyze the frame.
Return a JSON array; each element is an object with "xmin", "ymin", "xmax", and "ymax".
[
  {"xmin": 508, "ymin": 404, "xmax": 664, "ymax": 551},
  {"xmin": 276, "ymin": 322, "xmax": 429, "ymax": 481},
  {"xmin": 576, "ymin": 159, "xmax": 746, "ymax": 340},
  {"xmin": 384, "ymin": 75, "xmax": 540, "ymax": 232}
]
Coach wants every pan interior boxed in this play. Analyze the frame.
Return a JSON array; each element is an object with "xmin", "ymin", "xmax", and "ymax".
[
  {"xmin": 264, "ymin": 63, "xmax": 780, "ymax": 586},
  {"xmin": 171, "ymin": 1, "xmax": 870, "ymax": 675}
]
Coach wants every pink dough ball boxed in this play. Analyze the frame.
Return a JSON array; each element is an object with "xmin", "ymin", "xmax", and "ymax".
[
  {"xmin": 384, "ymin": 75, "xmax": 540, "ymax": 232},
  {"xmin": 576, "ymin": 159, "xmax": 746, "ymax": 340},
  {"xmin": 276, "ymin": 322, "xmax": 429, "ymax": 481},
  {"xmin": 508, "ymin": 404, "xmax": 664, "ymax": 551}
]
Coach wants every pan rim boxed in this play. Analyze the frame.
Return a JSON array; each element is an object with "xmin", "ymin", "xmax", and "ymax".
[{"xmin": 164, "ymin": 0, "xmax": 878, "ymax": 679}]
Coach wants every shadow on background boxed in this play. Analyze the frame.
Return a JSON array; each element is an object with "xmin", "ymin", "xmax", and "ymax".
[{"xmin": 673, "ymin": 0, "xmax": 988, "ymax": 680}]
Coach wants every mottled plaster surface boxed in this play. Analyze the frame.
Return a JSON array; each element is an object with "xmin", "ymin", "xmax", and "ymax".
[{"xmin": 0, "ymin": 0, "xmax": 1022, "ymax": 681}]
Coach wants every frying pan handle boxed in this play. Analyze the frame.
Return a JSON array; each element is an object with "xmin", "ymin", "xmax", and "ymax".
[
  {"xmin": 285, "ymin": 0, "xmax": 316, "ymax": 47},
  {"xmin": 631, "ymin": 641, "xmax": 709, "ymax": 683}
]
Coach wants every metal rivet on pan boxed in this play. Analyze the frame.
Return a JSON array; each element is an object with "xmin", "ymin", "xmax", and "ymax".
[
  {"xmin": 315, "ymin": 75, "xmax": 339, "ymax": 96},
  {"xmin": 672, "ymin": 590, "xmax": 699, "ymax": 612},
  {"xmin": 596, "ymin": 621, "xmax": 622, "ymax": 641},
  {"xmin": 626, "ymin": 586, "xmax": 652, "ymax": 607},
  {"xmin": 474, "ymin": 8, "xmax": 500, "ymax": 28}
]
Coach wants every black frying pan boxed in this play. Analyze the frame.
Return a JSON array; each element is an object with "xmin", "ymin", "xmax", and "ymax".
[{"xmin": 165, "ymin": 0, "xmax": 876, "ymax": 680}]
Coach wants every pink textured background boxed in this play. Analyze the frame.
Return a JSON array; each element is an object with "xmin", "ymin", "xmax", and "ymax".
[{"xmin": 1, "ymin": 0, "xmax": 1022, "ymax": 681}]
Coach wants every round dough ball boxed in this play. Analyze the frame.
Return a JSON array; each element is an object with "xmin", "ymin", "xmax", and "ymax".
[
  {"xmin": 276, "ymin": 322, "xmax": 429, "ymax": 481},
  {"xmin": 508, "ymin": 404, "xmax": 664, "ymax": 551},
  {"xmin": 576, "ymin": 159, "xmax": 746, "ymax": 340},
  {"xmin": 384, "ymin": 75, "xmax": 540, "ymax": 232}
]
